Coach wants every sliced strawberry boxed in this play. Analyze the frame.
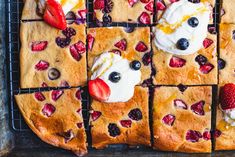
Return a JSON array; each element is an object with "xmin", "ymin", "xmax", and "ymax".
[
  {"xmin": 94, "ymin": 0, "xmax": 105, "ymax": 10},
  {"xmin": 35, "ymin": 60, "xmax": 49, "ymax": 71},
  {"xmin": 34, "ymin": 92, "xmax": 46, "ymax": 101},
  {"xmin": 140, "ymin": 0, "xmax": 150, "ymax": 3},
  {"xmin": 174, "ymin": 99, "xmax": 188, "ymax": 109},
  {"xmin": 203, "ymin": 38, "xmax": 213, "ymax": 48},
  {"xmin": 128, "ymin": 0, "xmax": 138, "ymax": 7},
  {"xmin": 199, "ymin": 63, "xmax": 214, "ymax": 74},
  {"xmin": 77, "ymin": 122, "xmax": 83, "ymax": 128},
  {"xmin": 42, "ymin": 103, "xmax": 56, "ymax": 117},
  {"xmin": 114, "ymin": 39, "xmax": 127, "ymax": 51},
  {"xmin": 87, "ymin": 34, "xmax": 95, "ymax": 51},
  {"xmin": 156, "ymin": 1, "xmax": 166, "ymax": 10},
  {"xmin": 78, "ymin": 9, "xmax": 87, "ymax": 19},
  {"xmin": 186, "ymin": 130, "xmax": 202, "ymax": 143},
  {"xmin": 43, "ymin": 0, "xmax": 67, "ymax": 30},
  {"xmin": 162, "ymin": 114, "xmax": 175, "ymax": 126},
  {"xmin": 75, "ymin": 89, "xmax": 83, "ymax": 100},
  {"xmin": 190, "ymin": 100, "xmax": 205, "ymax": 116},
  {"xmin": 88, "ymin": 78, "xmax": 111, "ymax": 102},
  {"xmin": 69, "ymin": 41, "xmax": 85, "ymax": 61},
  {"xmin": 31, "ymin": 41, "xmax": 48, "ymax": 52},
  {"xmin": 135, "ymin": 41, "xmax": 148, "ymax": 52},
  {"xmin": 138, "ymin": 12, "xmax": 151, "ymax": 24},
  {"xmin": 91, "ymin": 110, "xmax": 102, "ymax": 121},
  {"xmin": 145, "ymin": 1, "xmax": 154, "ymax": 12},
  {"xmin": 214, "ymin": 129, "xmax": 222, "ymax": 138},
  {"xmin": 77, "ymin": 108, "xmax": 81, "ymax": 114},
  {"xmin": 41, "ymin": 82, "xmax": 48, "ymax": 87},
  {"xmin": 220, "ymin": 83, "xmax": 235, "ymax": 110},
  {"xmin": 203, "ymin": 130, "xmax": 211, "ymax": 140},
  {"xmin": 169, "ymin": 56, "xmax": 186, "ymax": 68},
  {"xmin": 120, "ymin": 120, "xmax": 132, "ymax": 128},
  {"xmin": 51, "ymin": 90, "xmax": 64, "ymax": 101}
]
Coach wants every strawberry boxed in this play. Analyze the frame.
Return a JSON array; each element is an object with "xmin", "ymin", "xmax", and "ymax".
[
  {"xmin": 51, "ymin": 90, "xmax": 64, "ymax": 101},
  {"xmin": 156, "ymin": 1, "xmax": 166, "ymax": 10},
  {"xmin": 135, "ymin": 41, "xmax": 148, "ymax": 52},
  {"xmin": 87, "ymin": 34, "xmax": 95, "ymax": 51},
  {"xmin": 203, "ymin": 38, "xmax": 213, "ymax": 48},
  {"xmin": 88, "ymin": 78, "xmax": 111, "ymax": 102},
  {"xmin": 120, "ymin": 120, "xmax": 132, "ymax": 128},
  {"xmin": 140, "ymin": 0, "xmax": 150, "ymax": 3},
  {"xmin": 42, "ymin": 103, "xmax": 56, "ymax": 117},
  {"xmin": 128, "ymin": 0, "xmax": 138, "ymax": 7},
  {"xmin": 169, "ymin": 56, "xmax": 186, "ymax": 68},
  {"xmin": 35, "ymin": 60, "xmax": 49, "ymax": 71},
  {"xmin": 94, "ymin": 0, "xmax": 105, "ymax": 10},
  {"xmin": 34, "ymin": 92, "xmax": 46, "ymax": 101},
  {"xmin": 78, "ymin": 9, "xmax": 87, "ymax": 20},
  {"xmin": 43, "ymin": 0, "xmax": 67, "ymax": 30},
  {"xmin": 145, "ymin": 1, "xmax": 154, "ymax": 12},
  {"xmin": 199, "ymin": 63, "xmax": 214, "ymax": 74},
  {"xmin": 220, "ymin": 83, "xmax": 235, "ymax": 110},
  {"xmin": 91, "ymin": 110, "xmax": 102, "ymax": 121},
  {"xmin": 31, "ymin": 41, "xmax": 48, "ymax": 52},
  {"xmin": 138, "ymin": 12, "xmax": 151, "ymax": 24},
  {"xmin": 114, "ymin": 39, "xmax": 127, "ymax": 51}
]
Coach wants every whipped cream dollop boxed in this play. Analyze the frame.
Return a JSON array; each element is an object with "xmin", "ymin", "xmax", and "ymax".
[
  {"xmin": 154, "ymin": 0, "xmax": 211, "ymax": 55},
  {"xmin": 91, "ymin": 52, "xmax": 141, "ymax": 103},
  {"xmin": 56, "ymin": 0, "xmax": 83, "ymax": 14},
  {"xmin": 224, "ymin": 109, "xmax": 235, "ymax": 126}
]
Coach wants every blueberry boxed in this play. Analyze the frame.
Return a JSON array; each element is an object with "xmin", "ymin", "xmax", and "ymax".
[
  {"xmin": 48, "ymin": 68, "xmax": 60, "ymax": 80},
  {"xmin": 108, "ymin": 123, "xmax": 120, "ymax": 137},
  {"xmin": 177, "ymin": 84, "xmax": 188, "ymax": 92},
  {"xmin": 218, "ymin": 58, "xmax": 226, "ymax": 70},
  {"xmin": 130, "ymin": 60, "xmax": 141, "ymax": 70},
  {"xmin": 128, "ymin": 108, "xmax": 142, "ymax": 121},
  {"xmin": 103, "ymin": 14, "xmax": 112, "ymax": 24},
  {"xmin": 109, "ymin": 72, "xmax": 121, "ymax": 83},
  {"xmin": 195, "ymin": 54, "xmax": 208, "ymax": 66},
  {"xmin": 124, "ymin": 27, "xmax": 135, "ymax": 33},
  {"xmin": 55, "ymin": 37, "xmax": 71, "ymax": 48},
  {"xmin": 176, "ymin": 38, "xmax": 189, "ymax": 50},
  {"xmin": 188, "ymin": 17, "xmax": 199, "ymax": 27}
]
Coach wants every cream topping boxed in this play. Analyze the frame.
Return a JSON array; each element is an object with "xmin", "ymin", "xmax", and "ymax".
[{"xmin": 224, "ymin": 109, "xmax": 235, "ymax": 126}]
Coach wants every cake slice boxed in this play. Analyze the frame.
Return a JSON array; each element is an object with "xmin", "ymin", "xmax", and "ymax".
[
  {"xmin": 93, "ymin": 0, "xmax": 153, "ymax": 25},
  {"xmin": 90, "ymin": 86, "xmax": 150, "ymax": 149},
  {"xmin": 14, "ymin": 88, "xmax": 87, "ymax": 156},
  {"xmin": 153, "ymin": 86, "xmax": 212, "ymax": 152},
  {"xmin": 20, "ymin": 22, "xmax": 87, "ymax": 88}
]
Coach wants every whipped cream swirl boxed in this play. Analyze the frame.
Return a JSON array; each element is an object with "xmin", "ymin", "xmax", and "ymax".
[{"xmin": 224, "ymin": 109, "xmax": 235, "ymax": 126}]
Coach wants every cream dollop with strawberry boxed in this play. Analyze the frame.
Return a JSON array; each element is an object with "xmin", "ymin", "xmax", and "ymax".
[
  {"xmin": 220, "ymin": 83, "xmax": 235, "ymax": 126},
  {"xmin": 154, "ymin": 0, "xmax": 211, "ymax": 55},
  {"xmin": 88, "ymin": 52, "xmax": 141, "ymax": 103}
]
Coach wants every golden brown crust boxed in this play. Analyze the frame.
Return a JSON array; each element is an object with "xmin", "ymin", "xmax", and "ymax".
[
  {"xmin": 94, "ymin": 0, "xmax": 153, "ymax": 23},
  {"xmin": 220, "ymin": 0, "xmax": 235, "ymax": 24},
  {"xmin": 152, "ymin": 32, "xmax": 217, "ymax": 85},
  {"xmin": 153, "ymin": 86, "xmax": 212, "ymax": 153},
  {"xmin": 219, "ymin": 24, "xmax": 235, "ymax": 85},
  {"xmin": 87, "ymin": 27, "xmax": 151, "ymax": 84},
  {"xmin": 20, "ymin": 22, "xmax": 87, "ymax": 88},
  {"xmin": 90, "ymin": 86, "xmax": 150, "ymax": 149},
  {"xmin": 14, "ymin": 88, "xmax": 87, "ymax": 155}
]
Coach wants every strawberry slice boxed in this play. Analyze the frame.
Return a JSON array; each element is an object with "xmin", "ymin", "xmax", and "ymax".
[
  {"xmin": 34, "ymin": 92, "xmax": 46, "ymax": 101},
  {"xmin": 51, "ymin": 90, "xmax": 64, "ymax": 101},
  {"xmin": 43, "ymin": 0, "xmax": 67, "ymax": 30},
  {"xmin": 220, "ymin": 83, "xmax": 235, "ymax": 110},
  {"xmin": 88, "ymin": 78, "xmax": 111, "ymax": 102},
  {"xmin": 78, "ymin": 9, "xmax": 87, "ymax": 19},
  {"xmin": 31, "ymin": 41, "xmax": 48, "ymax": 52},
  {"xmin": 203, "ymin": 38, "xmax": 213, "ymax": 48},
  {"xmin": 140, "ymin": 0, "xmax": 150, "ymax": 3},
  {"xmin": 138, "ymin": 12, "xmax": 151, "ymax": 24},
  {"xmin": 135, "ymin": 41, "xmax": 148, "ymax": 52},
  {"xmin": 91, "ymin": 110, "xmax": 102, "ymax": 121},
  {"xmin": 114, "ymin": 39, "xmax": 127, "ymax": 51},
  {"xmin": 94, "ymin": 0, "xmax": 105, "ymax": 10},
  {"xmin": 128, "ymin": 0, "xmax": 138, "ymax": 7},
  {"xmin": 145, "ymin": 1, "xmax": 154, "ymax": 12},
  {"xmin": 156, "ymin": 1, "xmax": 166, "ymax": 10},
  {"xmin": 120, "ymin": 120, "xmax": 132, "ymax": 128},
  {"xmin": 35, "ymin": 60, "xmax": 49, "ymax": 71},
  {"xmin": 87, "ymin": 34, "xmax": 95, "ymax": 51},
  {"xmin": 199, "ymin": 63, "xmax": 214, "ymax": 74},
  {"xmin": 169, "ymin": 56, "xmax": 186, "ymax": 68}
]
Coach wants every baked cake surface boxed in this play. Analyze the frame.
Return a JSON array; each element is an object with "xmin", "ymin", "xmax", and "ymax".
[
  {"xmin": 90, "ymin": 86, "xmax": 150, "ymax": 149},
  {"xmin": 93, "ymin": 0, "xmax": 153, "ymax": 24},
  {"xmin": 153, "ymin": 86, "xmax": 212, "ymax": 153},
  {"xmin": 220, "ymin": 0, "xmax": 235, "ymax": 24},
  {"xmin": 219, "ymin": 24, "xmax": 235, "ymax": 85},
  {"xmin": 14, "ymin": 88, "xmax": 87, "ymax": 155},
  {"xmin": 20, "ymin": 22, "xmax": 87, "ymax": 88},
  {"xmin": 87, "ymin": 27, "xmax": 151, "ymax": 84}
]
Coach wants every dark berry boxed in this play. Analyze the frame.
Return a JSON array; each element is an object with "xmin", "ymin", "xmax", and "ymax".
[
  {"xmin": 66, "ymin": 11, "xmax": 76, "ymax": 21},
  {"xmin": 103, "ymin": 14, "xmax": 112, "ymax": 24},
  {"xmin": 208, "ymin": 25, "xmax": 216, "ymax": 34},
  {"xmin": 195, "ymin": 54, "xmax": 208, "ymax": 66},
  {"xmin": 233, "ymin": 30, "xmax": 235, "ymax": 40},
  {"xmin": 56, "ymin": 37, "xmax": 71, "ymax": 48},
  {"xmin": 62, "ymin": 27, "xmax": 76, "ymax": 38},
  {"xmin": 103, "ymin": 0, "xmax": 114, "ymax": 13},
  {"xmin": 191, "ymin": 100, "xmax": 205, "ymax": 116},
  {"xmin": 176, "ymin": 38, "xmax": 189, "ymax": 50},
  {"xmin": 142, "ymin": 52, "xmax": 151, "ymax": 66},
  {"xmin": 177, "ymin": 84, "xmax": 188, "ymax": 92},
  {"xmin": 48, "ymin": 68, "xmax": 61, "ymax": 80},
  {"xmin": 130, "ymin": 60, "xmax": 141, "ymax": 70},
  {"xmin": 124, "ymin": 27, "xmax": 135, "ymax": 33},
  {"xmin": 108, "ymin": 123, "xmax": 121, "ymax": 137},
  {"xmin": 109, "ymin": 72, "xmax": 121, "ymax": 83},
  {"xmin": 186, "ymin": 130, "xmax": 202, "ymax": 143},
  {"xmin": 188, "ymin": 17, "xmax": 199, "ymax": 27},
  {"xmin": 128, "ymin": 108, "xmax": 142, "ymax": 121},
  {"xmin": 218, "ymin": 58, "xmax": 226, "ymax": 70}
]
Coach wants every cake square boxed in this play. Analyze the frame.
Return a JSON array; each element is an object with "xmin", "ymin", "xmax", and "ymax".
[
  {"xmin": 219, "ymin": 24, "xmax": 235, "ymax": 84},
  {"xmin": 20, "ymin": 22, "xmax": 87, "ymax": 88},
  {"xmin": 90, "ymin": 86, "xmax": 150, "ymax": 149},
  {"xmin": 220, "ymin": 0, "xmax": 235, "ymax": 24},
  {"xmin": 21, "ymin": 0, "xmax": 86, "ymax": 22},
  {"xmin": 153, "ymin": 86, "xmax": 212, "ymax": 153},
  {"xmin": 14, "ymin": 88, "xmax": 87, "ymax": 156},
  {"xmin": 152, "ymin": 26, "xmax": 217, "ymax": 85},
  {"xmin": 87, "ymin": 27, "xmax": 151, "ymax": 84},
  {"xmin": 93, "ymin": 0, "xmax": 154, "ymax": 25}
]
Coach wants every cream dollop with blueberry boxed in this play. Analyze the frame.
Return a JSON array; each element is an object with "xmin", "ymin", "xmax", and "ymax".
[
  {"xmin": 88, "ymin": 52, "xmax": 141, "ymax": 103},
  {"xmin": 154, "ymin": 0, "xmax": 211, "ymax": 55}
]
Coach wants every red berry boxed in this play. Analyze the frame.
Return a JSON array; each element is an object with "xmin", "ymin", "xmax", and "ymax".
[
  {"xmin": 77, "ymin": 122, "xmax": 83, "ymax": 128},
  {"xmin": 203, "ymin": 130, "xmax": 211, "ymax": 140},
  {"xmin": 114, "ymin": 39, "xmax": 127, "ymax": 51},
  {"xmin": 128, "ymin": 0, "xmax": 138, "ymax": 7},
  {"xmin": 220, "ymin": 83, "xmax": 235, "ymax": 110},
  {"xmin": 91, "ymin": 110, "xmax": 102, "ymax": 121},
  {"xmin": 203, "ymin": 38, "xmax": 213, "ymax": 48},
  {"xmin": 169, "ymin": 56, "xmax": 186, "ymax": 68},
  {"xmin": 120, "ymin": 120, "xmax": 132, "ymax": 128},
  {"xmin": 41, "ymin": 82, "xmax": 48, "ymax": 87},
  {"xmin": 138, "ymin": 12, "xmax": 151, "ymax": 24},
  {"xmin": 140, "ymin": 0, "xmax": 150, "ymax": 3},
  {"xmin": 42, "ymin": 103, "xmax": 56, "ymax": 117},
  {"xmin": 31, "ymin": 41, "xmax": 48, "ymax": 52},
  {"xmin": 162, "ymin": 114, "xmax": 175, "ymax": 126},
  {"xmin": 156, "ymin": 1, "xmax": 166, "ymax": 10},
  {"xmin": 109, "ymin": 49, "xmax": 122, "ymax": 56},
  {"xmin": 190, "ymin": 100, "xmax": 205, "ymax": 116},
  {"xmin": 214, "ymin": 129, "xmax": 222, "ymax": 138},
  {"xmin": 69, "ymin": 41, "xmax": 85, "ymax": 61},
  {"xmin": 35, "ymin": 60, "xmax": 49, "ymax": 71},
  {"xmin": 186, "ymin": 130, "xmax": 202, "ymax": 143},
  {"xmin": 135, "ymin": 41, "xmax": 148, "ymax": 52},
  {"xmin": 34, "ymin": 92, "xmax": 46, "ymax": 101},
  {"xmin": 75, "ymin": 89, "xmax": 83, "ymax": 100},
  {"xmin": 199, "ymin": 63, "xmax": 214, "ymax": 74},
  {"xmin": 87, "ymin": 34, "xmax": 95, "ymax": 51},
  {"xmin": 174, "ymin": 99, "xmax": 188, "ymax": 109},
  {"xmin": 145, "ymin": 1, "xmax": 154, "ymax": 12},
  {"xmin": 51, "ymin": 90, "xmax": 64, "ymax": 101},
  {"xmin": 94, "ymin": 0, "xmax": 105, "ymax": 10},
  {"xmin": 170, "ymin": 0, "xmax": 179, "ymax": 3}
]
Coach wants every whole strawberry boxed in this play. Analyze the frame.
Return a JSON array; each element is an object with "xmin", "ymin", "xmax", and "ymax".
[{"xmin": 220, "ymin": 83, "xmax": 235, "ymax": 110}]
